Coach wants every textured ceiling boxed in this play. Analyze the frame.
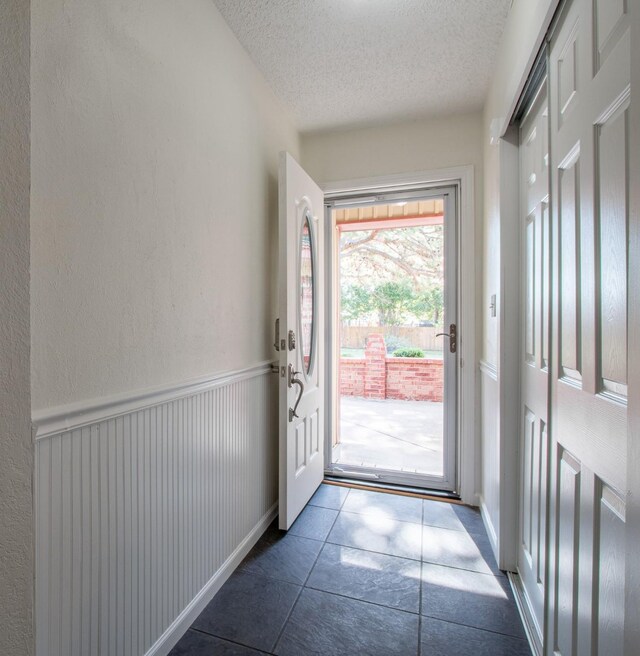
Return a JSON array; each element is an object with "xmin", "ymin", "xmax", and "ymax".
[{"xmin": 212, "ymin": 0, "xmax": 512, "ymax": 133}]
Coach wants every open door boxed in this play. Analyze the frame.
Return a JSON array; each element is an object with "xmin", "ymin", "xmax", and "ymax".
[{"xmin": 278, "ymin": 152, "xmax": 325, "ymax": 529}]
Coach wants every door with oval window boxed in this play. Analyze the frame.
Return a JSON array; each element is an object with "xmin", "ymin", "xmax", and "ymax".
[{"xmin": 277, "ymin": 152, "xmax": 325, "ymax": 529}]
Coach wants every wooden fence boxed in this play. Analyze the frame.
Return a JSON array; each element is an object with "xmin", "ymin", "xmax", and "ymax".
[{"xmin": 341, "ymin": 325, "xmax": 444, "ymax": 352}]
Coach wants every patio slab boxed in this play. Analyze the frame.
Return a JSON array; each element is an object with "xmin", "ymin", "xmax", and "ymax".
[{"xmin": 337, "ymin": 396, "xmax": 444, "ymax": 476}]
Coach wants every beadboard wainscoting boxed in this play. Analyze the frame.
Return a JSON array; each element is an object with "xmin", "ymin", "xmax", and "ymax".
[{"xmin": 34, "ymin": 362, "xmax": 278, "ymax": 656}]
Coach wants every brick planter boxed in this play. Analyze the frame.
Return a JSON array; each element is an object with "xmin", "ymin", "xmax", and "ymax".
[{"xmin": 339, "ymin": 333, "xmax": 444, "ymax": 402}]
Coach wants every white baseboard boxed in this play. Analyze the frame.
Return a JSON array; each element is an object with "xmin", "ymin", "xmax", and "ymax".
[
  {"xmin": 479, "ymin": 497, "xmax": 498, "ymax": 556},
  {"xmin": 146, "ymin": 503, "xmax": 278, "ymax": 656}
]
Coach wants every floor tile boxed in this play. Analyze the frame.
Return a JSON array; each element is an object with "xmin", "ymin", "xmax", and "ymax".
[
  {"xmin": 420, "ymin": 616, "xmax": 532, "ymax": 656},
  {"xmin": 238, "ymin": 526, "xmax": 323, "ymax": 585},
  {"xmin": 169, "ymin": 629, "xmax": 268, "ymax": 655},
  {"xmin": 422, "ymin": 500, "xmax": 485, "ymax": 534},
  {"xmin": 342, "ymin": 488, "xmax": 423, "ymax": 524},
  {"xmin": 307, "ymin": 543, "xmax": 421, "ymax": 612},
  {"xmin": 421, "ymin": 563, "xmax": 525, "ymax": 638},
  {"xmin": 422, "ymin": 525, "xmax": 502, "ymax": 575},
  {"xmin": 192, "ymin": 571, "xmax": 300, "ymax": 652},
  {"xmin": 328, "ymin": 510, "xmax": 423, "ymax": 560},
  {"xmin": 288, "ymin": 505, "xmax": 339, "ymax": 541},
  {"xmin": 308, "ymin": 483, "xmax": 350, "ymax": 510},
  {"xmin": 275, "ymin": 588, "xmax": 419, "ymax": 656}
]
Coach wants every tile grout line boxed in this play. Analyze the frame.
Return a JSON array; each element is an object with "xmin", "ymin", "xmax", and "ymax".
[
  {"xmin": 417, "ymin": 614, "xmax": 532, "ymax": 642},
  {"xmin": 271, "ymin": 487, "xmax": 351, "ymax": 654}
]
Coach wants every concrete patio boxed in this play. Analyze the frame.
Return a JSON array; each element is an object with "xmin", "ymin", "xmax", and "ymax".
[{"xmin": 336, "ymin": 396, "xmax": 444, "ymax": 477}]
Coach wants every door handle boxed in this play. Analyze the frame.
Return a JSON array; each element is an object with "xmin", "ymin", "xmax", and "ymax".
[
  {"xmin": 274, "ymin": 318, "xmax": 280, "ymax": 351},
  {"xmin": 436, "ymin": 323, "xmax": 457, "ymax": 353},
  {"xmin": 288, "ymin": 364, "xmax": 305, "ymax": 422}
]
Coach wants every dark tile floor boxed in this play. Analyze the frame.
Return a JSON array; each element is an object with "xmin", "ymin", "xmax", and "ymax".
[{"xmin": 170, "ymin": 485, "xmax": 531, "ymax": 656}]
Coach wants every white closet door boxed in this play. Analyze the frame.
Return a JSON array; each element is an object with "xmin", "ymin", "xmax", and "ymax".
[
  {"xmin": 518, "ymin": 78, "xmax": 550, "ymax": 649},
  {"xmin": 547, "ymin": 0, "xmax": 630, "ymax": 654}
]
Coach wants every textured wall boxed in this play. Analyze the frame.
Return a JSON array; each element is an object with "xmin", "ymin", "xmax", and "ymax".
[
  {"xmin": 30, "ymin": 0, "xmax": 299, "ymax": 411},
  {"xmin": 0, "ymin": 0, "xmax": 34, "ymax": 653}
]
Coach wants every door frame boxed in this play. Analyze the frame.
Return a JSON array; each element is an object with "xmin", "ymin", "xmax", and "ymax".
[
  {"xmin": 325, "ymin": 186, "xmax": 458, "ymax": 492},
  {"xmin": 319, "ymin": 165, "xmax": 477, "ymax": 504}
]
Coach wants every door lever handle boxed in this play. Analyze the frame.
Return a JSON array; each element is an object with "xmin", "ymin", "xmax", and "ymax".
[
  {"xmin": 436, "ymin": 324, "xmax": 457, "ymax": 353},
  {"xmin": 288, "ymin": 364, "xmax": 304, "ymax": 422}
]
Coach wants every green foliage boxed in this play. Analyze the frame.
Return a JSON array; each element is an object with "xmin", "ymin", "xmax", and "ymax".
[
  {"xmin": 370, "ymin": 280, "xmax": 414, "ymax": 326},
  {"xmin": 340, "ymin": 278, "xmax": 444, "ymax": 327},
  {"xmin": 383, "ymin": 334, "xmax": 407, "ymax": 354},
  {"xmin": 340, "ymin": 284, "xmax": 372, "ymax": 323},
  {"xmin": 392, "ymin": 347, "xmax": 425, "ymax": 358},
  {"xmin": 410, "ymin": 287, "xmax": 444, "ymax": 324}
]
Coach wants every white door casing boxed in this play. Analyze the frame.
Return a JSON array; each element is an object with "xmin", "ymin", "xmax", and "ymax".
[
  {"xmin": 547, "ymin": 0, "xmax": 630, "ymax": 654},
  {"xmin": 278, "ymin": 152, "xmax": 325, "ymax": 530},
  {"xmin": 517, "ymin": 77, "xmax": 550, "ymax": 650}
]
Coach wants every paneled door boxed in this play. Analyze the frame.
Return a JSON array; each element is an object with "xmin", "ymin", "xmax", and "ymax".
[
  {"xmin": 278, "ymin": 152, "xmax": 325, "ymax": 529},
  {"xmin": 518, "ymin": 77, "xmax": 550, "ymax": 651},
  {"xmin": 548, "ymin": 0, "xmax": 630, "ymax": 654}
]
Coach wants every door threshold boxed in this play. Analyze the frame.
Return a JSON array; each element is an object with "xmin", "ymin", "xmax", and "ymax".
[{"xmin": 323, "ymin": 475, "xmax": 463, "ymax": 504}]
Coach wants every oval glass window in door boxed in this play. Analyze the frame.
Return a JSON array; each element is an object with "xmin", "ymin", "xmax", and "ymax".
[{"xmin": 300, "ymin": 213, "xmax": 315, "ymax": 375}]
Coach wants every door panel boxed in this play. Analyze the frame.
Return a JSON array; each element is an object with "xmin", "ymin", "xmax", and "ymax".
[
  {"xmin": 278, "ymin": 152, "xmax": 325, "ymax": 529},
  {"xmin": 547, "ymin": 0, "xmax": 630, "ymax": 653},
  {"xmin": 518, "ymin": 78, "xmax": 550, "ymax": 645}
]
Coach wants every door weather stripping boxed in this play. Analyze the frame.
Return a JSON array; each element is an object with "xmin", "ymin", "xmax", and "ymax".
[{"xmin": 331, "ymin": 467, "xmax": 381, "ymax": 480}]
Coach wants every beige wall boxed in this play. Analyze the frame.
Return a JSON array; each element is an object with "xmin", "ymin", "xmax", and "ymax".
[
  {"xmin": 31, "ymin": 0, "xmax": 299, "ymax": 412},
  {"xmin": 301, "ymin": 113, "xmax": 483, "ymax": 188},
  {"xmin": 0, "ymin": 0, "xmax": 33, "ymax": 653},
  {"xmin": 479, "ymin": 0, "xmax": 559, "ymax": 564}
]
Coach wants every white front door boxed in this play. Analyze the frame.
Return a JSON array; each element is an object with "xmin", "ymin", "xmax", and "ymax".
[{"xmin": 278, "ymin": 152, "xmax": 325, "ymax": 530}]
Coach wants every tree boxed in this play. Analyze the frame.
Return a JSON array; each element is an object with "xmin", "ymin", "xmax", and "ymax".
[
  {"xmin": 340, "ymin": 284, "xmax": 372, "ymax": 323},
  {"xmin": 410, "ymin": 286, "xmax": 444, "ymax": 325},
  {"xmin": 340, "ymin": 225, "xmax": 444, "ymax": 285},
  {"xmin": 370, "ymin": 280, "xmax": 415, "ymax": 326}
]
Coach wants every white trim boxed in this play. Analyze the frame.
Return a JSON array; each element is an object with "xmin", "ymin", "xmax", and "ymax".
[
  {"xmin": 145, "ymin": 503, "xmax": 278, "ymax": 656},
  {"xmin": 321, "ymin": 165, "xmax": 477, "ymax": 505},
  {"xmin": 33, "ymin": 360, "xmax": 274, "ymax": 439},
  {"xmin": 479, "ymin": 359, "xmax": 498, "ymax": 381},
  {"xmin": 322, "ymin": 166, "xmax": 474, "ymax": 198},
  {"xmin": 479, "ymin": 497, "xmax": 498, "ymax": 551},
  {"xmin": 507, "ymin": 572, "xmax": 543, "ymax": 656}
]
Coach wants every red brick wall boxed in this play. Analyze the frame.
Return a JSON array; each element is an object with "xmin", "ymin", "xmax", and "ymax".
[
  {"xmin": 340, "ymin": 359, "xmax": 366, "ymax": 397},
  {"xmin": 385, "ymin": 358, "xmax": 443, "ymax": 402},
  {"xmin": 364, "ymin": 333, "xmax": 386, "ymax": 400},
  {"xmin": 339, "ymin": 334, "xmax": 444, "ymax": 402}
]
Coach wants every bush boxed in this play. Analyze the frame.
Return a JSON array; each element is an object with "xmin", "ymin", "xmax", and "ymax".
[{"xmin": 392, "ymin": 347, "xmax": 425, "ymax": 358}]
